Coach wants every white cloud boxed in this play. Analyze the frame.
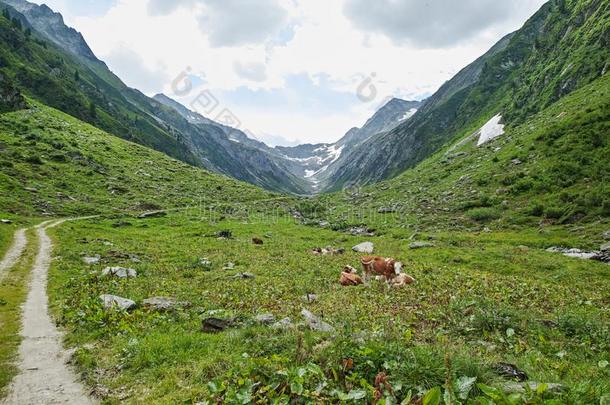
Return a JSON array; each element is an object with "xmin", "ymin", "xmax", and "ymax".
[{"xmin": 50, "ymin": 0, "xmax": 547, "ymax": 145}]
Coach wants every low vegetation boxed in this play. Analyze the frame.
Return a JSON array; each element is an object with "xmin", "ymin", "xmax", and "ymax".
[{"xmin": 44, "ymin": 211, "xmax": 609, "ymax": 403}]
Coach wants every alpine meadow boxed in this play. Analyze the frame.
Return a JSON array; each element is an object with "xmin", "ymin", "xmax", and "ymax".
[{"xmin": 0, "ymin": 0, "xmax": 608, "ymax": 404}]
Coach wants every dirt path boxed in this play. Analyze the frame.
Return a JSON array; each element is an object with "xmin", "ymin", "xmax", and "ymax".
[
  {"xmin": 2, "ymin": 220, "xmax": 96, "ymax": 405},
  {"xmin": 0, "ymin": 228, "xmax": 28, "ymax": 283}
]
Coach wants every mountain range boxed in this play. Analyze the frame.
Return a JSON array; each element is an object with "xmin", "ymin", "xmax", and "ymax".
[{"xmin": 0, "ymin": 0, "xmax": 608, "ymax": 198}]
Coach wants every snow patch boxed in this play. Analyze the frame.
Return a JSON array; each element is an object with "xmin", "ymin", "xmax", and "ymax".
[
  {"xmin": 477, "ymin": 114, "xmax": 505, "ymax": 146},
  {"xmin": 304, "ymin": 170, "xmax": 316, "ymax": 178},
  {"xmin": 400, "ymin": 108, "xmax": 418, "ymax": 121}
]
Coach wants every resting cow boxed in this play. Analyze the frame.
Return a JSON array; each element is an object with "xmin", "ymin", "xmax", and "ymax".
[{"xmin": 360, "ymin": 256, "xmax": 403, "ymax": 283}]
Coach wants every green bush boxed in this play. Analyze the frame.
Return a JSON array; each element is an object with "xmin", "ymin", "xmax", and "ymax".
[{"xmin": 466, "ymin": 207, "xmax": 501, "ymax": 222}]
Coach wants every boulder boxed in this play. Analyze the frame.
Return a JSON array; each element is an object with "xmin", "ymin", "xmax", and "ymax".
[
  {"xmin": 493, "ymin": 362, "xmax": 528, "ymax": 382},
  {"xmin": 102, "ymin": 266, "xmax": 137, "ymax": 278},
  {"xmin": 82, "ymin": 255, "xmax": 100, "ymax": 265},
  {"xmin": 352, "ymin": 242, "xmax": 374, "ymax": 254},
  {"xmin": 99, "ymin": 294, "xmax": 136, "ymax": 311},
  {"xmin": 201, "ymin": 317, "xmax": 236, "ymax": 333},
  {"xmin": 409, "ymin": 241, "xmax": 435, "ymax": 249},
  {"xmin": 254, "ymin": 313, "xmax": 276, "ymax": 325},
  {"xmin": 142, "ymin": 297, "xmax": 190, "ymax": 311},
  {"xmin": 272, "ymin": 317, "xmax": 293, "ymax": 330},
  {"xmin": 137, "ymin": 210, "xmax": 167, "ymax": 219},
  {"xmin": 301, "ymin": 309, "xmax": 335, "ymax": 333}
]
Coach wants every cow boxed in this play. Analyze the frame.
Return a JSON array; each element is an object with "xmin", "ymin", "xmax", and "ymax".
[{"xmin": 360, "ymin": 256, "xmax": 403, "ymax": 283}]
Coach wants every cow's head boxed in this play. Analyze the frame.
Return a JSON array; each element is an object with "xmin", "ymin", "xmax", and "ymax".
[{"xmin": 393, "ymin": 261, "xmax": 403, "ymax": 275}]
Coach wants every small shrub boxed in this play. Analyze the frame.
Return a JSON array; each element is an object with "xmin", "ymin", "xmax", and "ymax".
[{"xmin": 466, "ymin": 207, "xmax": 501, "ymax": 222}]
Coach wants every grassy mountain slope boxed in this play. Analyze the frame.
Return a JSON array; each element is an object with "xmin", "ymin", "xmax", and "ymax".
[
  {"xmin": 0, "ymin": 4, "xmax": 308, "ymax": 194},
  {"xmin": 0, "ymin": 100, "xmax": 276, "ymax": 217},
  {"xmin": 314, "ymin": 72, "xmax": 609, "ymax": 233},
  {"xmin": 324, "ymin": 0, "xmax": 609, "ymax": 191}
]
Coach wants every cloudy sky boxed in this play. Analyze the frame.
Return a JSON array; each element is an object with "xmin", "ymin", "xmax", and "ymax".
[{"xmin": 35, "ymin": 0, "xmax": 547, "ymax": 146}]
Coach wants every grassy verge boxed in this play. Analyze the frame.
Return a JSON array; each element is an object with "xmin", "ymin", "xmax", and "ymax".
[
  {"xmin": 0, "ymin": 227, "xmax": 37, "ymax": 399},
  {"xmin": 47, "ymin": 210, "xmax": 610, "ymax": 403}
]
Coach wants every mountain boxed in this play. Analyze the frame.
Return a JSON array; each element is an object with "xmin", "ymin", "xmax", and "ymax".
[
  {"xmin": 317, "ymin": 70, "xmax": 609, "ymax": 230},
  {"xmin": 0, "ymin": 0, "xmax": 308, "ymax": 194},
  {"xmin": 1, "ymin": 0, "xmax": 99, "ymax": 61},
  {"xmin": 273, "ymin": 97, "xmax": 422, "ymax": 192},
  {"xmin": 320, "ymin": 0, "xmax": 609, "ymax": 191},
  {"xmin": 0, "ymin": 99, "xmax": 275, "ymax": 216}
]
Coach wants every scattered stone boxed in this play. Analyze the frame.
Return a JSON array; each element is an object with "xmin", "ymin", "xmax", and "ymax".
[
  {"xmin": 503, "ymin": 382, "xmax": 565, "ymax": 394},
  {"xmin": 301, "ymin": 309, "xmax": 335, "ymax": 333},
  {"xmin": 24, "ymin": 187, "xmax": 38, "ymax": 193},
  {"xmin": 511, "ymin": 159, "xmax": 522, "ymax": 165},
  {"xmin": 300, "ymin": 294, "xmax": 318, "ymax": 303},
  {"xmin": 234, "ymin": 272, "xmax": 255, "ymax": 279},
  {"xmin": 1, "ymin": 219, "xmax": 12, "ymax": 224},
  {"xmin": 493, "ymin": 363, "xmax": 528, "ymax": 382},
  {"xmin": 201, "ymin": 317, "xmax": 236, "ymax": 333},
  {"xmin": 82, "ymin": 255, "xmax": 100, "ymax": 265},
  {"xmin": 318, "ymin": 221, "xmax": 330, "ymax": 228},
  {"xmin": 102, "ymin": 267, "xmax": 137, "ymax": 278},
  {"xmin": 142, "ymin": 297, "xmax": 190, "ymax": 311},
  {"xmin": 252, "ymin": 237, "xmax": 264, "ymax": 245},
  {"xmin": 272, "ymin": 317, "xmax": 293, "ymax": 330},
  {"xmin": 592, "ymin": 251, "xmax": 610, "ymax": 264},
  {"xmin": 254, "ymin": 313, "xmax": 276, "ymax": 325},
  {"xmin": 223, "ymin": 262, "xmax": 236, "ymax": 270},
  {"xmin": 601, "ymin": 242, "xmax": 610, "ymax": 252},
  {"xmin": 350, "ymin": 227, "xmax": 375, "ymax": 236},
  {"xmin": 99, "ymin": 295, "xmax": 136, "ymax": 311},
  {"xmin": 603, "ymin": 231, "xmax": 610, "ymax": 240},
  {"xmin": 216, "ymin": 230, "xmax": 233, "ymax": 239},
  {"xmin": 264, "ymin": 232, "xmax": 273, "ymax": 238},
  {"xmin": 377, "ymin": 207, "xmax": 396, "ymax": 214},
  {"xmin": 198, "ymin": 258, "xmax": 212, "ymax": 270},
  {"xmin": 546, "ymin": 247, "xmax": 598, "ymax": 260},
  {"xmin": 409, "ymin": 241, "xmax": 435, "ymax": 249},
  {"xmin": 311, "ymin": 247, "xmax": 345, "ymax": 256},
  {"xmin": 352, "ymin": 242, "xmax": 374, "ymax": 254},
  {"xmin": 107, "ymin": 250, "xmax": 141, "ymax": 263},
  {"xmin": 137, "ymin": 210, "xmax": 167, "ymax": 219}
]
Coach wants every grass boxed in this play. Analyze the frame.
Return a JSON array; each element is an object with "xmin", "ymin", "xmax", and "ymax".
[
  {"xmin": 0, "ymin": 227, "xmax": 37, "ymax": 398},
  {"xmin": 44, "ymin": 210, "xmax": 609, "ymax": 403},
  {"xmin": 315, "ymin": 72, "xmax": 609, "ymax": 234},
  {"xmin": 0, "ymin": 101, "xmax": 277, "ymax": 217}
]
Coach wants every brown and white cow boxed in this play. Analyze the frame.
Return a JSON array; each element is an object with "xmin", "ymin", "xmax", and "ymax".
[{"xmin": 360, "ymin": 256, "xmax": 403, "ymax": 283}]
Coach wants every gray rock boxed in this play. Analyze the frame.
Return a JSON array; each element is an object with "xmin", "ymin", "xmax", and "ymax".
[
  {"xmin": 601, "ymin": 242, "xmax": 610, "ymax": 252},
  {"xmin": 301, "ymin": 309, "xmax": 335, "ymax": 333},
  {"xmin": 24, "ymin": 187, "xmax": 38, "ymax": 193},
  {"xmin": 102, "ymin": 266, "xmax": 137, "ymax": 278},
  {"xmin": 300, "ymin": 294, "xmax": 318, "ymax": 303},
  {"xmin": 503, "ymin": 382, "xmax": 565, "ymax": 394},
  {"xmin": 254, "ymin": 313, "xmax": 276, "ymax": 325},
  {"xmin": 234, "ymin": 272, "xmax": 255, "ymax": 279},
  {"xmin": 100, "ymin": 294, "xmax": 136, "ymax": 311},
  {"xmin": 223, "ymin": 262, "xmax": 236, "ymax": 270},
  {"xmin": 201, "ymin": 317, "xmax": 236, "ymax": 333},
  {"xmin": 350, "ymin": 227, "xmax": 375, "ymax": 236},
  {"xmin": 409, "ymin": 241, "xmax": 435, "ymax": 249},
  {"xmin": 377, "ymin": 207, "xmax": 396, "ymax": 214},
  {"xmin": 546, "ymin": 247, "xmax": 598, "ymax": 260},
  {"xmin": 0, "ymin": 219, "xmax": 12, "ymax": 224},
  {"xmin": 82, "ymin": 255, "xmax": 100, "ymax": 265},
  {"xmin": 511, "ymin": 159, "xmax": 522, "ymax": 165},
  {"xmin": 137, "ymin": 210, "xmax": 167, "ymax": 219},
  {"xmin": 352, "ymin": 242, "xmax": 374, "ymax": 254},
  {"xmin": 198, "ymin": 258, "xmax": 212, "ymax": 270},
  {"xmin": 142, "ymin": 297, "xmax": 190, "ymax": 311},
  {"xmin": 603, "ymin": 231, "xmax": 610, "ymax": 240},
  {"xmin": 272, "ymin": 317, "xmax": 293, "ymax": 330}
]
